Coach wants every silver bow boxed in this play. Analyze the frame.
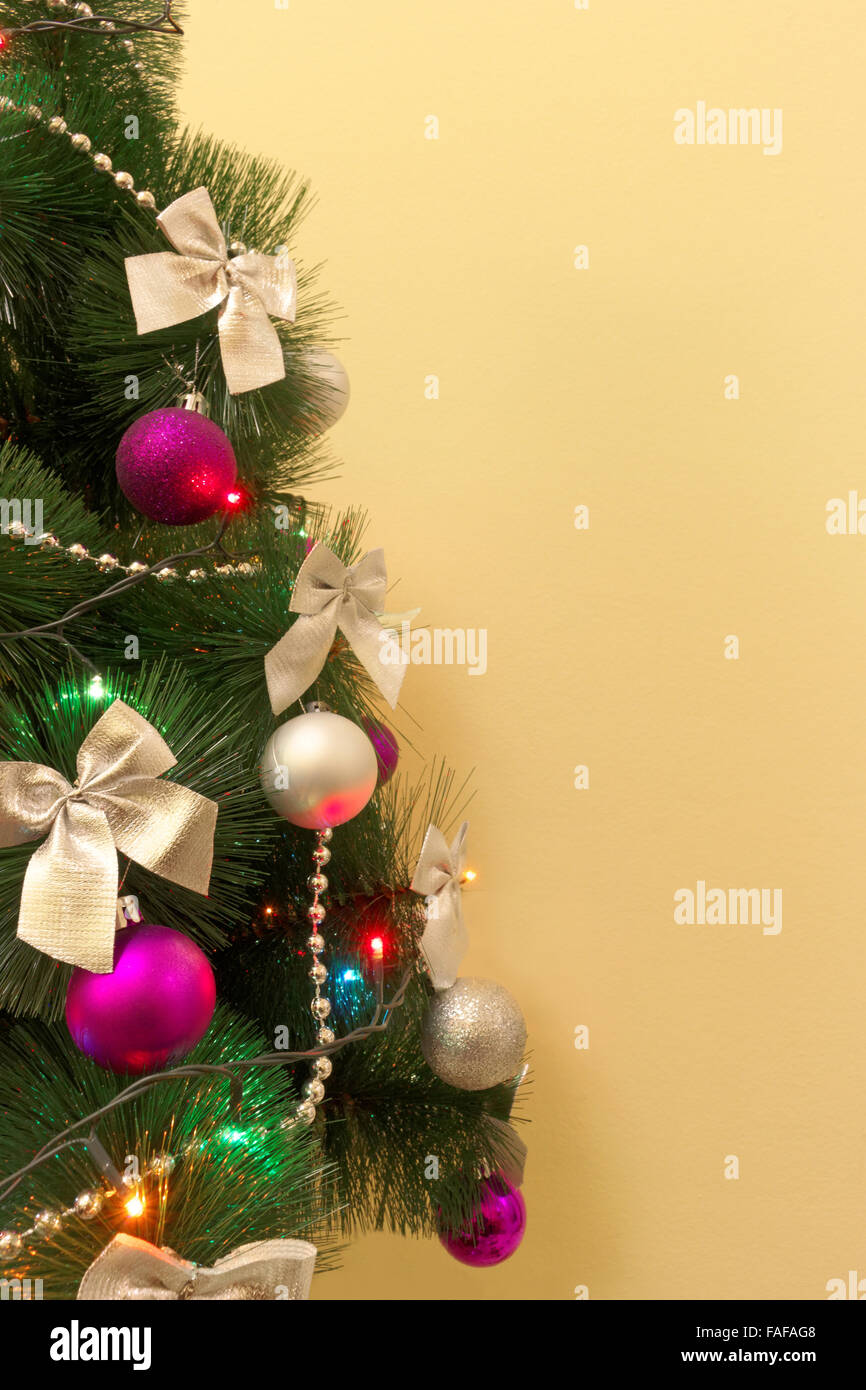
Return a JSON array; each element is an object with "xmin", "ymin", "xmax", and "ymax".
[
  {"xmin": 0, "ymin": 699, "xmax": 218, "ymax": 974},
  {"xmin": 410, "ymin": 821, "xmax": 469, "ymax": 990},
  {"xmin": 124, "ymin": 186, "xmax": 297, "ymax": 395},
  {"xmin": 264, "ymin": 542, "xmax": 406, "ymax": 714},
  {"xmin": 78, "ymin": 1233, "xmax": 317, "ymax": 1301}
]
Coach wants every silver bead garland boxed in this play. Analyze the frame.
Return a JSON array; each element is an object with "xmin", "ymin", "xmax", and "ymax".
[
  {"xmin": 295, "ymin": 827, "xmax": 334, "ymax": 1127},
  {"xmin": 0, "ymin": 1146, "xmax": 181, "ymax": 1263},
  {"xmin": 1, "ymin": 525, "xmax": 262, "ymax": 583},
  {"xmin": 0, "ymin": 80, "xmax": 157, "ymax": 216}
]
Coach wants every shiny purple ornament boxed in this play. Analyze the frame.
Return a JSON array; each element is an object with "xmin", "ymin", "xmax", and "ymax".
[
  {"xmin": 439, "ymin": 1174, "xmax": 526, "ymax": 1267},
  {"xmin": 65, "ymin": 922, "xmax": 216, "ymax": 1075},
  {"xmin": 115, "ymin": 407, "xmax": 238, "ymax": 525},
  {"xmin": 362, "ymin": 719, "xmax": 399, "ymax": 784}
]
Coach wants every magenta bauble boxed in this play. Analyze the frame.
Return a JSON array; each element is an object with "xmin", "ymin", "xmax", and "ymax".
[
  {"xmin": 65, "ymin": 922, "xmax": 216, "ymax": 1074},
  {"xmin": 362, "ymin": 719, "xmax": 399, "ymax": 784},
  {"xmin": 439, "ymin": 1174, "xmax": 526, "ymax": 1267},
  {"xmin": 115, "ymin": 407, "xmax": 238, "ymax": 525}
]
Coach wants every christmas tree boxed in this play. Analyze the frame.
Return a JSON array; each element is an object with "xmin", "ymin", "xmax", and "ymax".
[{"xmin": 0, "ymin": 3, "xmax": 527, "ymax": 1298}]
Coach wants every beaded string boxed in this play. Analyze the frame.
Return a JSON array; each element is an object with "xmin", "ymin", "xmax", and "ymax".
[
  {"xmin": 299, "ymin": 828, "xmax": 335, "ymax": 1124},
  {"xmin": 2, "ymin": 521, "xmax": 261, "ymax": 583},
  {"xmin": 0, "ymin": 1150, "xmax": 177, "ymax": 1263},
  {"xmin": 0, "ymin": 88, "xmax": 160, "ymax": 211}
]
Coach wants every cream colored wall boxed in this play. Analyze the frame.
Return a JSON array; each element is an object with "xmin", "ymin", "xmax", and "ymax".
[{"xmin": 182, "ymin": 1, "xmax": 866, "ymax": 1300}]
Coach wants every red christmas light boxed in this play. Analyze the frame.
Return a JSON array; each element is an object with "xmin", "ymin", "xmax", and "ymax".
[{"xmin": 368, "ymin": 935, "xmax": 385, "ymax": 961}]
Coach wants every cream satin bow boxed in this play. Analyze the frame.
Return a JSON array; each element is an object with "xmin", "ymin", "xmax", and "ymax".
[
  {"xmin": 77, "ymin": 1233, "xmax": 317, "ymax": 1301},
  {"xmin": 0, "ymin": 700, "xmax": 218, "ymax": 973},
  {"xmin": 124, "ymin": 186, "xmax": 297, "ymax": 395},
  {"xmin": 410, "ymin": 821, "xmax": 469, "ymax": 990},
  {"xmin": 264, "ymin": 542, "xmax": 406, "ymax": 715}
]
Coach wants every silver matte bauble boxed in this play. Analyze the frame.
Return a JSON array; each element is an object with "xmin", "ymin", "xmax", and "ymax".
[
  {"xmin": 301, "ymin": 350, "xmax": 351, "ymax": 434},
  {"xmin": 421, "ymin": 977, "xmax": 527, "ymax": 1091},
  {"xmin": 260, "ymin": 710, "xmax": 378, "ymax": 830}
]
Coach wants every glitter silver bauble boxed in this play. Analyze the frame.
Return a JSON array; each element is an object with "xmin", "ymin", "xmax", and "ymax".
[
  {"xmin": 421, "ymin": 977, "xmax": 527, "ymax": 1091},
  {"xmin": 259, "ymin": 710, "xmax": 378, "ymax": 830},
  {"xmin": 74, "ymin": 1190, "xmax": 104, "ymax": 1220},
  {"xmin": 0, "ymin": 1230, "xmax": 22, "ymax": 1259}
]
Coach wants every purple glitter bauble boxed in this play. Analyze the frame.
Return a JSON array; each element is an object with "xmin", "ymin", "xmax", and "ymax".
[
  {"xmin": 115, "ymin": 407, "xmax": 238, "ymax": 525},
  {"xmin": 439, "ymin": 1174, "xmax": 526, "ymax": 1267},
  {"xmin": 362, "ymin": 719, "xmax": 399, "ymax": 784},
  {"xmin": 65, "ymin": 922, "xmax": 216, "ymax": 1075}
]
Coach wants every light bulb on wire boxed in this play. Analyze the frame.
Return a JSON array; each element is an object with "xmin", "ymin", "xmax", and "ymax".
[{"xmin": 124, "ymin": 1191, "xmax": 145, "ymax": 1219}]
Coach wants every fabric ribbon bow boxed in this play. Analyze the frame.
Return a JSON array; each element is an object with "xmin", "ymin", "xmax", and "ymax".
[
  {"xmin": 264, "ymin": 542, "xmax": 406, "ymax": 715},
  {"xmin": 0, "ymin": 699, "xmax": 218, "ymax": 974},
  {"xmin": 124, "ymin": 186, "xmax": 297, "ymax": 395},
  {"xmin": 77, "ymin": 1233, "xmax": 317, "ymax": 1301},
  {"xmin": 410, "ymin": 821, "xmax": 469, "ymax": 990}
]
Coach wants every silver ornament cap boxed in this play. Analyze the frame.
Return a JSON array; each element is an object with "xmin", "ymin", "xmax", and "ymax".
[
  {"xmin": 260, "ymin": 710, "xmax": 378, "ymax": 829},
  {"xmin": 421, "ymin": 976, "xmax": 527, "ymax": 1091}
]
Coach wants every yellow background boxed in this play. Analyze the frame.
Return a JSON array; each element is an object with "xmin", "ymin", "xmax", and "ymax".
[{"xmin": 182, "ymin": 1, "xmax": 866, "ymax": 1299}]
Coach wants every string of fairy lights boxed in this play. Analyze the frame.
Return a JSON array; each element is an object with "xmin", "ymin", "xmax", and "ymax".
[{"xmin": 0, "ymin": 1, "xmax": 182, "ymax": 46}]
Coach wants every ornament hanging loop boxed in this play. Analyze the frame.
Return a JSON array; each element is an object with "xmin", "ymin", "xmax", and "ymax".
[
  {"xmin": 178, "ymin": 390, "xmax": 209, "ymax": 416},
  {"xmin": 116, "ymin": 895, "xmax": 142, "ymax": 931}
]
